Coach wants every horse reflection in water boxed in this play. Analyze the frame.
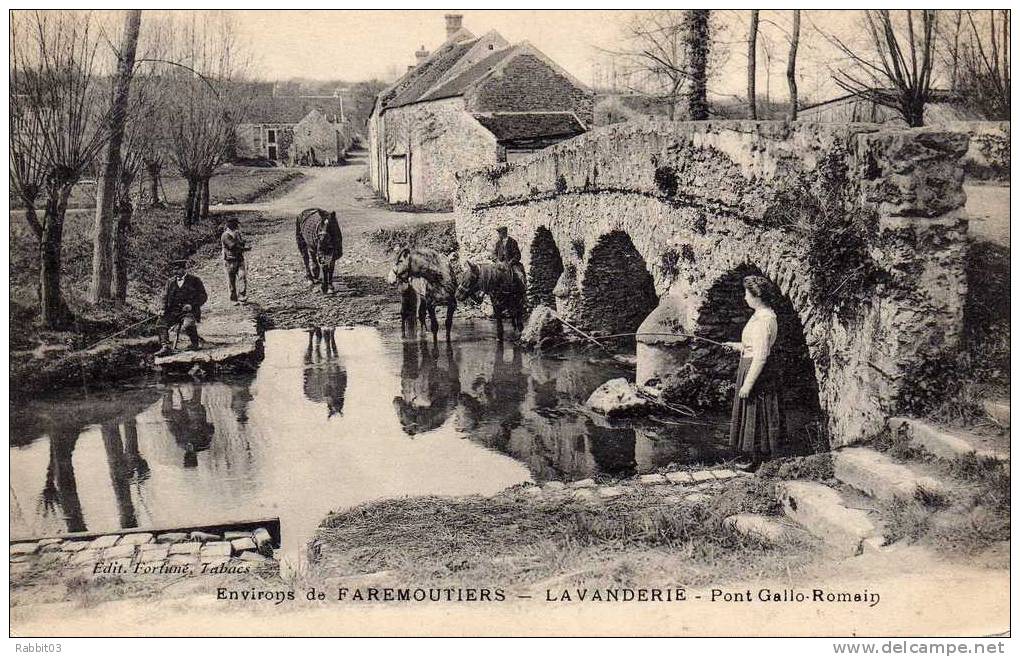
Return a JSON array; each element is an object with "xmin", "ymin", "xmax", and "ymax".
[
  {"xmin": 161, "ymin": 384, "xmax": 215, "ymax": 468},
  {"xmin": 393, "ymin": 340, "xmax": 461, "ymax": 436},
  {"xmin": 303, "ymin": 327, "xmax": 348, "ymax": 419},
  {"xmin": 456, "ymin": 343, "xmax": 527, "ymax": 451}
]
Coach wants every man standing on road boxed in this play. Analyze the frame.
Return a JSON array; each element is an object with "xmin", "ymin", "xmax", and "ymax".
[
  {"xmin": 221, "ymin": 217, "xmax": 250, "ymax": 304},
  {"xmin": 155, "ymin": 260, "xmax": 208, "ymax": 356},
  {"xmin": 491, "ymin": 226, "xmax": 526, "ymax": 292}
]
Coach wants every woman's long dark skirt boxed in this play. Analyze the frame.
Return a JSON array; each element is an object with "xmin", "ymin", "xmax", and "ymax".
[{"xmin": 729, "ymin": 357, "xmax": 785, "ymax": 460}]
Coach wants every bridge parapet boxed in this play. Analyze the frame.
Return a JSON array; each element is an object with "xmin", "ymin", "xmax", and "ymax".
[{"xmin": 455, "ymin": 120, "xmax": 970, "ymax": 446}]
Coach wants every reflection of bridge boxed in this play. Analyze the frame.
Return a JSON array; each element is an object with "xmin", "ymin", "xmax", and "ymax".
[{"xmin": 457, "ymin": 121, "xmax": 971, "ymax": 446}]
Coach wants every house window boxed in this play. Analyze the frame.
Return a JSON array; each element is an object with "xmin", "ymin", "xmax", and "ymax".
[
  {"xmin": 389, "ymin": 155, "xmax": 408, "ymax": 184},
  {"xmin": 267, "ymin": 129, "xmax": 277, "ymax": 144},
  {"xmin": 268, "ymin": 145, "xmax": 278, "ymax": 160}
]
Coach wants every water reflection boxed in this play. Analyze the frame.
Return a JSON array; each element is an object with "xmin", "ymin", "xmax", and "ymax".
[
  {"xmin": 303, "ymin": 327, "xmax": 348, "ymax": 418},
  {"xmin": 394, "ymin": 340, "xmax": 460, "ymax": 436},
  {"xmin": 11, "ymin": 325, "xmax": 732, "ymax": 550}
]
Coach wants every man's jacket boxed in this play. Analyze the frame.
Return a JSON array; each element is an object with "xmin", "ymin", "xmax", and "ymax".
[
  {"xmin": 221, "ymin": 228, "xmax": 247, "ymax": 261},
  {"xmin": 163, "ymin": 274, "xmax": 208, "ymax": 322},
  {"xmin": 492, "ymin": 236, "xmax": 521, "ymax": 264}
]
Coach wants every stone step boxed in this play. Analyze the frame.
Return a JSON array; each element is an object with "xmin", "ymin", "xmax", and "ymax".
[
  {"xmin": 982, "ymin": 399, "xmax": 1010, "ymax": 428},
  {"xmin": 889, "ymin": 417, "xmax": 1009, "ymax": 463},
  {"xmin": 723, "ymin": 513, "xmax": 807, "ymax": 546},
  {"xmin": 833, "ymin": 447, "xmax": 949, "ymax": 503},
  {"xmin": 776, "ymin": 480, "xmax": 882, "ymax": 557}
]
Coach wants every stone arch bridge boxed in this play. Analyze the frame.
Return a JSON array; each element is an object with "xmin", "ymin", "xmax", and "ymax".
[{"xmin": 455, "ymin": 121, "xmax": 971, "ymax": 447}]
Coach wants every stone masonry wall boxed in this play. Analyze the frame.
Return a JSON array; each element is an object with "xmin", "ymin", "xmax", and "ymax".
[
  {"xmin": 455, "ymin": 120, "xmax": 970, "ymax": 446},
  {"xmin": 382, "ymin": 97, "xmax": 499, "ymax": 207}
]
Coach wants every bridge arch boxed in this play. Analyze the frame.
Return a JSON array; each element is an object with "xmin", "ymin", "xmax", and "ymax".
[
  {"xmin": 527, "ymin": 226, "xmax": 564, "ymax": 309},
  {"xmin": 578, "ymin": 230, "xmax": 659, "ymax": 338}
]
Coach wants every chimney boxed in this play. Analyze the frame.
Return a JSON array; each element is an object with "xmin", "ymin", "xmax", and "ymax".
[
  {"xmin": 444, "ymin": 13, "xmax": 463, "ymax": 39},
  {"xmin": 415, "ymin": 45, "xmax": 429, "ymax": 64}
]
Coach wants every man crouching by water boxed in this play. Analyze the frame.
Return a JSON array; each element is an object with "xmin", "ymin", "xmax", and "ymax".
[{"xmin": 155, "ymin": 259, "xmax": 208, "ymax": 356}]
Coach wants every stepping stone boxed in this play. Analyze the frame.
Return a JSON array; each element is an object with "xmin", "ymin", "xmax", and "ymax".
[
  {"xmin": 102, "ymin": 544, "xmax": 136, "ymax": 560},
  {"xmin": 982, "ymin": 399, "xmax": 1010, "ymax": 427},
  {"xmin": 570, "ymin": 478, "xmax": 596, "ymax": 489},
  {"xmin": 889, "ymin": 417, "xmax": 1009, "ymax": 463},
  {"xmin": 238, "ymin": 551, "xmax": 268, "ymax": 562},
  {"xmin": 223, "ymin": 531, "xmax": 252, "ymax": 541},
  {"xmin": 598, "ymin": 486, "xmax": 625, "ymax": 499},
  {"xmin": 684, "ymin": 493, "xmax": 712, "ymax": 505},
  {"xmin": 38, "ymin": 538, "xmax": 63, "ymax": 547},
  {"xmin": 61, "ymin": 541, "xmax": 91, "ymax": 553},
  {"xmin": 156, "ymin": 532, "xmax": 188, "ymax": 544},
  {"xmin": 89, "ymin": 535, "xmax": 120, "ymax": 550},
  {"xmin": 10, "ymin": 542, "xmax": 39, "ymax": 557},
  {"xmin": 638, "ymin": 474, "xmax": 667, "ymax": 485},
  {"xmin": 253, "ymin": 528, "xmax": 274, "ymax": 556},
  {"xmin": 72, "ymin": 550, "xmax": 100, "ymax": 565},
  {"xmin": 833, "ymin": 447, "xmax": 949, "ymax": 503},
  {"xmin": 711, "ymin": 469, "xmax": 739, "ymax": 480},
  {"xmin": 200, "ymin": 542, "xmax": 232, "ymax": 560},
  {"xmin": 777, "ymin": 480, "xmax": 881, "ymax": 557},
  {"xmin": 573, "ymin": 489, "xmax": 598, "ymax": 503},
  {"xmin": 230, "ymin": 538, "xmax": 257, "ymax": 553},
  {"xmin": 167, "ymin": 554, "xmax": 199, "ymax": 569},
  {"xmin": 665, "ymin": 471, "xmax": 694, "ymax": 485},
  {"xmin": 137, "ymin": 545, "xmax": 170, "ymax": 563},
  {"xmin": 168, "ymin": 542, "xmax": 201, "ymax": 556},
  {"xmin": 724, "ymin": 514, "xmax": 795, "ymax": 545},
  {"xmin": 189, "ymin": 531, "xmax": 222, "ymax": 542},
  {"xmin": 40, "ymin": 542, "xmax": 64, "ymax": 553},
  {"xmin": 691, "ymin": 470, "xmax": 715, "ymax": 482},
  {"xmin": 117, "ymin": 533, "xmax": 154, "ymax": 546}
]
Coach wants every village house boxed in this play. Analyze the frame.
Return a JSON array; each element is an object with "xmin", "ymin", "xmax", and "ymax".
[
  {"xmin": 235, "ymin": 91, "xmax": 354, "ymax": 166},
  {"xmin": 368, "ymin": 14, "xmax": 594, "ymax": 207}
]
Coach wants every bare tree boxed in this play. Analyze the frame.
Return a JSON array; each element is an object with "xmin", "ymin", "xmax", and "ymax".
[
  {"xmin": 163, "ymin": 12, "xmax": 253, "ymax": 226},
  {"xmin": 831, "ymin": 10, "xmax": 939, "ymax": 127},
  {"xmin": 10, "ymin": 11, "xmax": 121, "ymax": 327},
  {"xmin": 747, "ymin": 10, "xmax": 759, "ymax": 119},
  {"xmin": 787, "ymin": 10, "xmax": 801, "ymax": 120},
  {"xmin": 89, "ymin": 9, "xmax": 141, "ymax": 304},
  {"xmin": 958, "ymin": 10, "xmax": 1009, "ymax": 119}
]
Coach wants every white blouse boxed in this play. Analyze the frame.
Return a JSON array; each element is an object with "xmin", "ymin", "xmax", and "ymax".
[{"xmin": 740, "ymin": 308, "xmax": 778, "ymax": 361}]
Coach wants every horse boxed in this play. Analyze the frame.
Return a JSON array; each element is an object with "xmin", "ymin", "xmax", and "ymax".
[
  {"xmin": 456, "ymin": 261, "xmax": 526, "ymax": 341},
  {"xmin": 296, "ymin": 208, "xmax": 343, "ymax": 294},
  {"xmin": 386, "ymin": 247, "xmax": 458, "ymax": 343}
]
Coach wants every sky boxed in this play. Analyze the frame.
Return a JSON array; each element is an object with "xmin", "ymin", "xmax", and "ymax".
[{"xmin": 229, "ymin": 9, "xmax": 869, "ymax": 103}]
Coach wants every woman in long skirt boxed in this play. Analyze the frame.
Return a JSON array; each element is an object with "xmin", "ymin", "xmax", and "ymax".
[{"xmin": 724, "ymin": 275, "xmax": 786, "ymax": 470}]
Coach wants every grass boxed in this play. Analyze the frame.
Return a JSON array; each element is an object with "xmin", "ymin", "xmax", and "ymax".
[
  {"xmin": 368, "ymin": 219, "xmax": 458, "ymax": 256},
  {"xmin": 307, "ymin": 483, "xmax": 816, "ymax": 591}
]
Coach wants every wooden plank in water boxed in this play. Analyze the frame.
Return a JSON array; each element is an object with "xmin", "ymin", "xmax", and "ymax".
[{"xmin": 10, "ymin": 517, "xmax": 282, "ymax": 548}]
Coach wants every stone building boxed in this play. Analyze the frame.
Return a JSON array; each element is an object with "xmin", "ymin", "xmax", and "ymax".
[
  {"xmin": 368, "ymin": 14, "xmax": 593, "ymax": 207},
  {"xmin": 235, "ymin": 94, "xmax": 353, "ymax": 166}
]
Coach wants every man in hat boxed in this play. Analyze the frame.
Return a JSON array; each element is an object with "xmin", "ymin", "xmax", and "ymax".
[
  {"xmin": 155, "ymin": 259, "xmax": 208, "ymax": 356},
  {"xmin": 221, "ymin": 216, "xmax": 250, "ymax": 304},
  {"xmin": 491, "ymin": 226, "xmax": 526, "ymax": 291}
]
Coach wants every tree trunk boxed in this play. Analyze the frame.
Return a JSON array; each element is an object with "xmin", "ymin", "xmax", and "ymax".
[
  {"xmin": 787, "ymin": 10, "xmax": 801, "ymax": 121},
  {"xmin": 112, "ymin": 195, "xmax": 133, "ymax": 302},
  {"xmin": 146, "ymin": 160, "xmax": 163, "ymax": 207},
  {"xmin": 686, "ymin": 10, "xmax": 710, "ymax": 120},
  {"xmin": 40, "ymin": 184, "xmax": 73, "ymax": 329},
  {"xmin": 200, "ymin": 176, "xmax": 210, "ymax": 221},
  {"xmin": 747, "ymin": 10, "xmax": 759, "ymax": 120},
  {"xmin": 184, "ymin": 178, "xmax": 198, "ymax": 227},
  {"xmin": 88, "ymin": 10, "xmax": 142, "ymax": 304}
]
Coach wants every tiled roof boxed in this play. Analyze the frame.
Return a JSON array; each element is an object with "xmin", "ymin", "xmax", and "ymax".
[
  {"xmin": 419, "ymin": 47, "xmax": 514, "ymax": 102},
  {"xmin": 472, "ymin": 112, "xmax": 586, "ymax": 143},
  {"xmin": 383, "ymin": 39, "xmax": 478, "ymax": 108},
  {"xmin": 243, "ymin": 96, "xmax": 343, "ymax": 124}
]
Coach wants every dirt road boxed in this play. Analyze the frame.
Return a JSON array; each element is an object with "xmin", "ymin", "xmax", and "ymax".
[{"xmin": 202, "ymin": 152, "xmax": 451, "ymax": 330}]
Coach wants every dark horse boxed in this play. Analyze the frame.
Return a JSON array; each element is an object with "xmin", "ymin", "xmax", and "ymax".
[
  {"xmin": 387, "ymin": 247, "xmax": 458, "ymax": 343},
  {"xmin": 456, "ymin": 261, "xmax": 526, "ymax": 341},
  {"xmin": 296, "ymin": 208, "xmax": 343, "ymax": 294}
]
